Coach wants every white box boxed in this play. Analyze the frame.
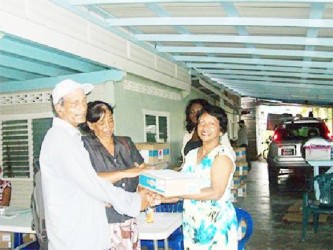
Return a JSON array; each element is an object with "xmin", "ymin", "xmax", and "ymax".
[
  {"xmin": 139, "ymin": 169, "xmax": 202, "ymax": 197},
  {"xmin": 304, "ymin": 146, "xmax": 331, "ymax": 161}
]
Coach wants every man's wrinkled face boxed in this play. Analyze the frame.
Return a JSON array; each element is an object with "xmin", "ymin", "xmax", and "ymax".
[{"xmin": 55, "ymin": 88, "xmax": 87, "ymax": 127}]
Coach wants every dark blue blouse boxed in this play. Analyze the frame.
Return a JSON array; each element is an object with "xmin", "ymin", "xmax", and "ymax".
[{"xmin": 82, "ymin": 134, "xmax": 144, "ymax": 223}]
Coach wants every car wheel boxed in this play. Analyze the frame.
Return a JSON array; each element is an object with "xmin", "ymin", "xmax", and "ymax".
[{"xmin": 268, "ymin": 165, "xmax": 279, "ymax": 184}]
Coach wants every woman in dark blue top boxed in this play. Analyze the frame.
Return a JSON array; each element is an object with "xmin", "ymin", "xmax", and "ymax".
[{"xmin": 81, "ymin": 100, "xmax": 146, "ymax": 250}]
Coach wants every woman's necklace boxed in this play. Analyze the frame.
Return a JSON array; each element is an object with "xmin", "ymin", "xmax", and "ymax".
[{"xmin": 197, "ymin": 142, "xmax": 220, "ymax": 163}]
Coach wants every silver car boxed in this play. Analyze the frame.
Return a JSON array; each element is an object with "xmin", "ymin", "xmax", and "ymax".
[{"xmin": 267, "ymin": 117, "xmax": 331, "ymax": 183}]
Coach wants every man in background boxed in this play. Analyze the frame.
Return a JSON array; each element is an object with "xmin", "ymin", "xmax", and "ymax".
[{"xmin": 237, "ymin": 120, "xmax": 251, "ymax": 170}]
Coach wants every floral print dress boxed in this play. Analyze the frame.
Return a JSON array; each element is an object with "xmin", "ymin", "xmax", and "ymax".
[
  {"xmin": 0, "ymin": 180, "xmax": 11, "ymax": 205},
  {"xmin": 181, "ymin": 145, "xmax": 238, "ymax": 250}
]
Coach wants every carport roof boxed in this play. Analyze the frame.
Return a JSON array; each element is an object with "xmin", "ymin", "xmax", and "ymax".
[{"xmin": 1, "ymin": 0, "xmax": 333, "ymax": 106}]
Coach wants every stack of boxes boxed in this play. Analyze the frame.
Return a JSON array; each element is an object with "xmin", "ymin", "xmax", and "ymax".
[
  {"xmin": 135, "ymin": 142, "xmax": 170, "ymax": 169},
  {"xmin": 0, "ymin": 232, "xmax": 12, "ymax": 249},
  {"xmin": 231, "ymin": 147, "xmax": 249, "ymax": 202}
]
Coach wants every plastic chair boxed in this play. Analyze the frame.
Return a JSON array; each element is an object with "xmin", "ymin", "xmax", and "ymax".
[
  {"xmin": 302, "ymin": 172, "xmax": 333, "ymax": 241},
  {"xmin": 15, "ymin": 240, "xmax": 40, "ymax": 250},
  {"xmin": 235, "ymin": 207, "xmax": 253, "ymax": 250},
  {"xmin": 140, "ymin": 200, "xmax": 184, "ymax": 250},
  {"xmin": 13, "ymin": 233, "xmax": 40, "ymax": 250}
]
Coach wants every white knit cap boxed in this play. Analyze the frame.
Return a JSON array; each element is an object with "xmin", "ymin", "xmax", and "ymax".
[{"xmin": 52, "ymin": 79, "xmax": 94, "ymax": 104}]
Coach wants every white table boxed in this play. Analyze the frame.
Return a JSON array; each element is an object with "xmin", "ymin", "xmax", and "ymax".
[
  {"xmin": 0, "ymin": 207, "xmax": 34, "ymax": 234},
  {"xmin": 0, "ymin": 207, "xmax": 35, "ymax": 249},
  {"xmin": 138, "ymin": 212, "xmax": 182, "ymax": 250},
  {"xmin": 307, "ymin": 160, "xmax": 333, "ymax": 199},
  {"xmin": 0, "ymin": 208, "xmax": 182, "ymax": 250}
]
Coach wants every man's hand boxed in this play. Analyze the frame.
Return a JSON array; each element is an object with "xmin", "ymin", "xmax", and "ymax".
[
  {"xmin": 138, "ymin": 189, "xmax": 163, "ymax": 210},
  {"xmin": 105, "ymin": 203, "xmax": 112, "ymax": 208},
  {"xmin": 138, "ymin": 189, "xmax": 150, "ymax": 211},
  {"xmin": 148, "ymin": 192, "xmax": 163, "ymax": 207}
]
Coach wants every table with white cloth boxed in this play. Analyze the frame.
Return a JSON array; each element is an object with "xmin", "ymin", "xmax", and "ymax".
[
  {"xmin": 1, "ymin": 208, "xmax": 182, "ymax": 250},
  {"xmin": 307, "ymin": 160, "xmax": 333, "ymax": 200},
  {"xmin": 0, "ymin": 207, "xmax": 35, "ymax": 249},
  {"xmin": 138, "ymin": 212, "xmax": 182, "ymax": 250}
]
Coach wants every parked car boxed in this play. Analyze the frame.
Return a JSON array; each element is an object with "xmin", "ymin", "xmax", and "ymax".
[{"xmin": 266, "ymin": 117, "xmax": 331, "ymax": 183}]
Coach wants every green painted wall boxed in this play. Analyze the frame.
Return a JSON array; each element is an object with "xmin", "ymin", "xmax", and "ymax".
[
  {"xmin": 111, "ymin": 75, "xmax": 216, "ymax": 166},
  {"xmin": 112, "ymin": 74, "xmax": 187, "ymax": 166}
]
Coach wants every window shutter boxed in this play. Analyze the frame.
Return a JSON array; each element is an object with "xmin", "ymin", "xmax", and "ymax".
[
  {"xmin": 158, "ymin": 116, "xmax": 168, "ymax": 142},
  {"xmin": 146, "ymin": 115, "xmax": 157, "ymax": 142},
  {"xmin": 32, "ymin": 118, "xmax": 52, "ymax": 170},
  {"xmin": 1, "ymin": 120, "xmax": 30, "ymax": 178}
]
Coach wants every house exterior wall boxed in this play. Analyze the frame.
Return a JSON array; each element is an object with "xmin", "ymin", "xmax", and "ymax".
[{"xmin": 113, "ymin": 74, "xmax": 185, "ymax": 165}]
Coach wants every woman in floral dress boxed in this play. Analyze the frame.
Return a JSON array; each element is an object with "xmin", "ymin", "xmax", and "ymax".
[
  {"xmin": 0, "ymin": 166, "xmax": 11, "ymax": 206},
  {"xmin": 180, "ymin": 104, "xmax": 238, "ymax": 249}
]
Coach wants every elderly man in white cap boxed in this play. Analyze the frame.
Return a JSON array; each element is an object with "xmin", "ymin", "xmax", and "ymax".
[{"xmin": 39, "ymin": 79, "xmax": 151, "ymax": 250}]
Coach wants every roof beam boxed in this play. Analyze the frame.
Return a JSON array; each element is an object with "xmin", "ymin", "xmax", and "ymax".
[
  {"xmin": 135, "ymin": 34, "xmax": 333, "ymax": 47},
  {"xmin": 0, "ymin": 69, "xmax": 125, "ymax": 93},
  {"xmin": 208, "ymin": 74, "xmax": 333, "ymax": 85},
  {"xmin": 187, "ymin": 63, "xmax": 333, "ymax": 75},
  {"xmin": 0, "ymin": 37, "xmax": 105, "ymax": 72},
  {"xmin": 0, "ymin": 66, "xmax": 43, "ymax": 81},
  {"xmin": 69, "ymin": 0, "xmax": 333, "ymax": 4},
  {"xmin": 0, "ymin": 53, "xmax": 74, "ymax": 77},
  {"xmin": 156, "ymin": 46, "xmax": 333, "ymax": 59},
  {"xmin": 201, "ymin": 69, "xmax": 333, "ymax": 80},
  {"xmin": 107, "ymin": 17, "xmax": 333, "ymax": 28},
  {"xmin": 235, "ymin": 92, "xmax": 332, "ymax": 104},
  {"xmin": 215, "ymin": 79, "xmax": 333, "ymax": 90},
  {"xmin": 175, "ymin": 56, "xmax": 333, "ymax": 69}
]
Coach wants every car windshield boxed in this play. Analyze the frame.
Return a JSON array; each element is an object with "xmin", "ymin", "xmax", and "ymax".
[{"xmin": 277, "ymin": 122, "xmax": 328, "ymax": 140}]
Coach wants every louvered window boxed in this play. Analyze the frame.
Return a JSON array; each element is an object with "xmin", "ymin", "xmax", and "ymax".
[
  {"xmin": 0, "ymin": 115, "xmax": 52, "ymax": 179},
  {"xmin": 1, "ymin": 120, "xmax": 30, "ymax": 178},
  {"xmin": 143, "ymin": 110, "xmax": 169, "ymax": 143},
  {"xmin": 32, "ymin": 118, "xmax": 52, "ymax": 169}
]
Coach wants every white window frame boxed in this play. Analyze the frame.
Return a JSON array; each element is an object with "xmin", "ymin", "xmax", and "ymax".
[
  {"xmin": 142, "ymin": 109, "xmax": 170, "ymax": 143},
  {"xmin": 0, "ymin": 112, "xmax": 53, "ymax": 180}
]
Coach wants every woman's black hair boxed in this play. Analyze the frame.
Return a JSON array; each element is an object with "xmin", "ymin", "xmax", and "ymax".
[
  {"xmin": 198, "ymin": 104, "xmax": 228, "ymax": 133},
  {"xmin": 185, "ymin": 98, "xmax": 209, "ymax": 132},
  {"xmin": 80, "ymin": 100, "xmax": 114, "ymax": 133}
]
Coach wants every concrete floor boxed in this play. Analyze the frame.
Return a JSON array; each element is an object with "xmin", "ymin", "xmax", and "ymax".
[{"xmin": 236, "ymin": 160, "xmax": 333, "ymax": 250}]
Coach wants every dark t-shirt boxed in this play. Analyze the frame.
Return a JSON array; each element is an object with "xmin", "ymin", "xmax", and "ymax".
[
  {"xmin": 82, "ymin": 134, "xmax": 144, "ymax": 223},
  {"xmin": 184, "ymin": 140, "xmax": 202, "ymax": 156}
]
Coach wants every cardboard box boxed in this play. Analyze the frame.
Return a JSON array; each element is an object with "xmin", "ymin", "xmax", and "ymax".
[
  {"xmin": 135, "ymin": 143, "xmax": 170, "ymax": 165},
  {"xmin": 234, "ymin": 147, "xmax": 246, "ymax": 162},
  {"xmin": 146, "ymin": 161, "xmax": 169, "ymax": 170},
  {"xmin": 234, "ymin": 161, "xmax": 249, "ymax": 176},
  {"xmin": 231, "ymin": 176, "xmax": 241, "ymax": 189},
  {"xmin": 237, "ymin": 184, "xmax": 247, "ymax": 197},
  {"xmin": 303, "ymin": 137, "xmax": 331, "ymax": 161},
  {"xmin": 240, "ymin": 175, "xmax": 247, "ymax": 186},
  {"xmin": 230, "ymin": 189, "xmax": 238, "ymax": 203},
  {"xmin": 139, "ymin": 169, "xmax": 202, "ymax": 197},
  {"xmin": 0, "ymin": 232, "xmax": 12, "ymax": 249},
  {"xmin": 237, "ymin": 220, "xmax": 247, "ymax": 240},
  {"xmin": 304, "ymin": 146, "xmax": 331, "ymax": 161}
]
